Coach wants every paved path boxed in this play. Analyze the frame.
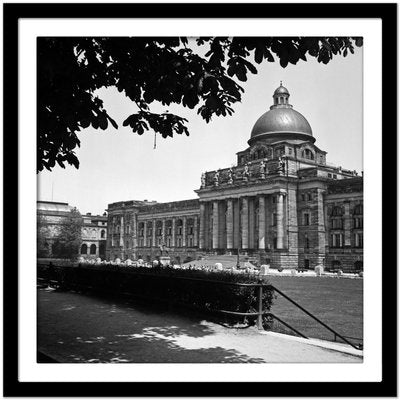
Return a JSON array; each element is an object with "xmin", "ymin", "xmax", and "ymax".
[{"xmin": 37, "ymin": 288, "xmax": 362, "ymax": 363}]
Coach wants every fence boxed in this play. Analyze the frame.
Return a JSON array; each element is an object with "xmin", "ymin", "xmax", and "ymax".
[{"xmin": 37, "ymin": 264, "xmax": 362, "ymax": 350}]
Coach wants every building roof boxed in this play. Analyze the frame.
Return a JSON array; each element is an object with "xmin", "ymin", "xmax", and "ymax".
[
  {"xmin": 37, "ymin": 201, "xmax": 73, "ymax": 213},
  {"xmin": 249, "ymin": 85, "xmax": 313, "ymax": 145},
  {"xmin": 274, "ymin": 84, "xmax": 290, "ymax": 96}
]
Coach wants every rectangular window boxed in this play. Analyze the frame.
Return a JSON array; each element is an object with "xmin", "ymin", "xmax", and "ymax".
[
  {"xmin": 272, "ymin": 213, "xmax": 277, "ymax": 226},
  {"xmin": 334, "ymin": 233, "xmax": 342, "ymax": 248},
  {"xmin": 355, "ymin": 233, "xmax": 363, "ymax": 248},
  {"xmin": 333, "ymin": 174, "xmax": 337, "ymax": 179},
  {"xmin": 328, "ymin": 173, "xmax": 332, "ymax": 178},
  {"xmin": 331, "ymin": 219, "xmax": 343, "ymax": 229},
  {"xmin": 301, "ymin": 194, "xmax": 305, "ymax": 201},
  {"xmin": 304, "ymin": 213, "xmax": 310, "ymax": 226}
]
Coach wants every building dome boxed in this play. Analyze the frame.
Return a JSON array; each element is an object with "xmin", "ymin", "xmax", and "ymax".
[
  {"xmin": 274, "ymin": 84, "xmax": 289, "ymax": 95},
  {"xmin": 248, "ymin": 84, "xmax": 314, "ymax": 145}
]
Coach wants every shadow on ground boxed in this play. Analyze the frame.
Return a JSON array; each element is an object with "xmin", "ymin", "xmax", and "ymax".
[{"xmin": 37, "ymin": 288, "xmax": 265, "ymax": 363}]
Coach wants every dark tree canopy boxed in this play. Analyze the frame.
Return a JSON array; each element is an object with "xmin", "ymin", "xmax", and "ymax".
[
  {"xmin": 38, "ymin": 36, "xmax": 362, "ymax": 172},
  {"xmin": 53, "ymin": 209, "xmax": 83, "ymax": 260}
]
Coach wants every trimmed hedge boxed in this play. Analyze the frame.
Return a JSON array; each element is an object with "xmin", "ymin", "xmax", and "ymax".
[{"xmin": 38, "ymin": 264, "xmax": 274, "ymax": 322}]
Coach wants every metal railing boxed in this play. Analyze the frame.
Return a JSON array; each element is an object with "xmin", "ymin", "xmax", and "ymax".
[{"xmin": 37, "ymin": 264, "xmax": 362, "ymax": 350}]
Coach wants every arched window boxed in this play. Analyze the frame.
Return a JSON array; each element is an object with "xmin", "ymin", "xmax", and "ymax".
[
  {"xmin": 177, "ymin": 219, "xmax": 183, "ymax": 235},
  {"xmin": 90, "ymin": 244, "xmax": 96, "ymax": 255},
  {"xmin": 101, "ymin": 230, "xmax": 105, "ymax": 239},
  {"xmin": 138, "ymin": 222, "xmax": 144, "ymax": 237},
  {"xmin": 81, "ymin": 244, "xmax": 88, "ymax": 254},
  {"xmin": 156, "ymin": 221, "xmax": 162, "ymax": 236},
  {"xmin": 302, "ymin": 149, "xmax": 314, "ymax": 160}
]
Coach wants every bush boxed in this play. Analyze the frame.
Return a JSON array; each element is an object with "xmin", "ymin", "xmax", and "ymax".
[{"xmin": 39, "ymin": 264, "xmax": 275, "ymax": 324}]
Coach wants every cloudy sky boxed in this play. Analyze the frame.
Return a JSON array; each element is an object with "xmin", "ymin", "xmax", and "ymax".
[{"xmin": 38, "ymin": 39, "xmax": 363, "ymax": 215}]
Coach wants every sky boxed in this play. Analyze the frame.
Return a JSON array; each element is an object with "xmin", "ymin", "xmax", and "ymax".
[{"xmin": 37, "ymin": 39, "xmax": 363, "ymax": 216}]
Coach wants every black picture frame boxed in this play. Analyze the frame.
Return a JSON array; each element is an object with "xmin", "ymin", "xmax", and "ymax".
[{"xmin": 3, "ymin": 2, "xmax": 397, "ymax": 397}]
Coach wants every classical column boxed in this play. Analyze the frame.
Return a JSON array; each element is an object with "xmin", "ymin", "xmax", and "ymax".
[
  {"xmin": 276, "ymin": 193, "xmax": 284, "ymax": 249},
  {"xmin": 226, "ymin": 199, "xmax": 234, "ymax": 249},
  {"xmin": 119, "ymin": 215, "xmax": 124, "ymax": 247},
  {"xmin": 199, "ymin": 203, "xmax": 206, "ymax": 249},
  {"xmin": 143, "ymin": 220, "xmax": 147, "ymax": 247},
  {"xmin": 258, "ymin": 196, "xmax": 266, "ymax": 250},
  {"xmin": 182, "ymin": 216, "xmax": 187, "ymax": 247},
  {"xmin": 212, "ymin": 201, "xmax": 219, "ymax": 249},
  {"xmin": 241, "ymin": 197, "xmax": 249, "ymax": 249},
  {"xmin": 343, "ymin": 201, "xmax": 351, "ymax": 246},
  {"xmin": 172, "ymin": 218, "xmax": 176, "ymax": 247},
  {"xmin": 162, "ymin": 219, "xmax": 166, "ymax": 244},
  {"xmin": 152, "ymin": 219, "xmax": 156, "ymax": 248},
  {"xmin": 193, "ymin": 216, "xmax": 198, "ymax": 247},
  {"xmin": 248, "ymin": 198, "xmax": 255, "ymax": 248},
  {"xmin": 132, "ymin": 213, "xmax": 138, "ymax": 248}
]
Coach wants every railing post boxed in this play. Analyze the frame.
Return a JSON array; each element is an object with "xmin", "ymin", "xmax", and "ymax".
[{"xmin": 257, "ymin": 280, "xmax": 263, "ymax": 330}]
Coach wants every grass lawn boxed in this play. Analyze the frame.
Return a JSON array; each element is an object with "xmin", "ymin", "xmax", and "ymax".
[{"xmin": 266, "ymin": 276, "xmax": 363, "ymax": 346}]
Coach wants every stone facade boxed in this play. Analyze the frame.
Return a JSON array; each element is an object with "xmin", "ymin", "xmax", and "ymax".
[
  {"xmin": 80, "ymin": 213, "xmax": 108, "ymax": 259},
  {"xmin": 106, "ymin": 84, "xmax": 363, "ymax": 272},
  {"xmin": 37, "ymin": 201, "xmax": 107, "ymax": 260}
]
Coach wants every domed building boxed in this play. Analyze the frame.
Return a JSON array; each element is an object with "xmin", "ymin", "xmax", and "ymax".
[{"xmin": 107, "ymin": 84, "xmax": 363, "ymax": 272}]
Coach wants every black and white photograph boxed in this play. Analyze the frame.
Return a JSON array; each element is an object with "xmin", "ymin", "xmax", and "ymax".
[
  {"xmin": 4, "ymin": 2, "xmax": 396, "ymax": 397},
  {"xmin": 36, "ymin": 34, "xmax": 365, "ymax": 363}
]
